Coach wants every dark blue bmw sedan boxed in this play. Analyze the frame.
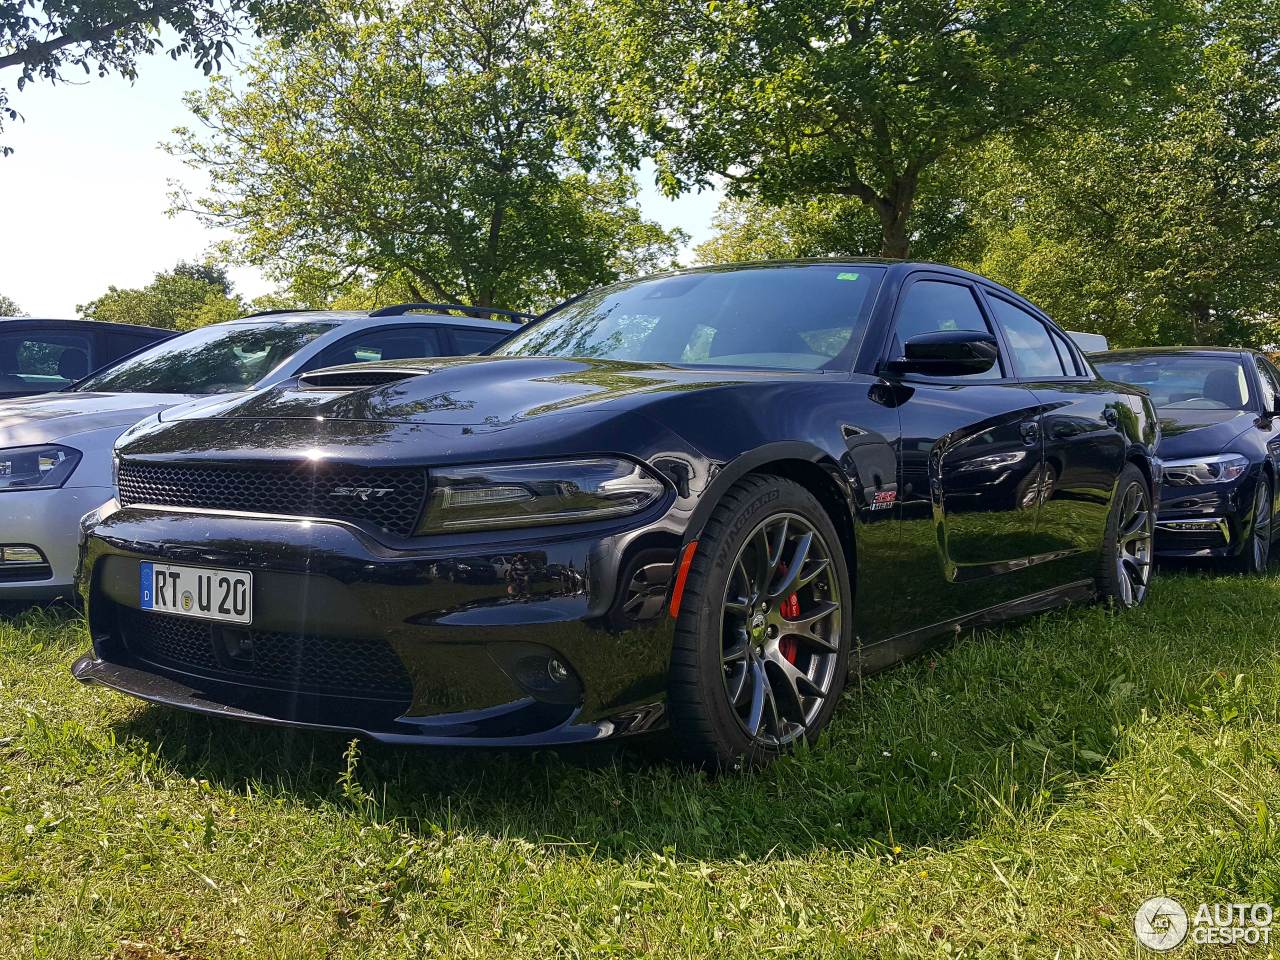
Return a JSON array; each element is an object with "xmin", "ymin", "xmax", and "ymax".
[{"xmin": 1093, "ymin": 347, "xmax": 1280, "ymax": 573}]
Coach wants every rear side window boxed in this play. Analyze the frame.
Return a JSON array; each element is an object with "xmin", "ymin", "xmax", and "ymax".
[
  {"xmin": 892, "ymin": 279, "xmax": 1002, "ymax": 380},
  {"xmin": 0, "ymin": 330, "xmax": 93, "ymax": 389},
  {"xmin": 450, "ymin": 327, "xmax": 511, "ymax": 354},
  {"xmin": 310, "ymin": 327, "xmax": 445, "ymax": 368},
  {"xmin": 987, "ymin": 296, "xmax": 1068, "ymax": 379},
  {"xmin": 106, "ymin": 331, "xmax": 164, "ymax": 361}
]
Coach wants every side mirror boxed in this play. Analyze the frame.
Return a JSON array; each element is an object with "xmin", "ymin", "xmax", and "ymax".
[{"xmin": 885, "ymin": 330, "xmax": 1000, "ymax": 378}]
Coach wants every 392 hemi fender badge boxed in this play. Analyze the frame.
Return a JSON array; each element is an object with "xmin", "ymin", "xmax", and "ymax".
[{"xmin": 869, "ymin": 490, "xmax": 897, "ymax": 510}]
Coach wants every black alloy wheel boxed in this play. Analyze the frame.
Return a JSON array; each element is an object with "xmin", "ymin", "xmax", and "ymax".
[
  {"xmin": 1098, "ymin": 464, "xmax": 1154, "ymax": 609},
  {"xmin": 1230, "ymin": 476, "xmax": 1272, "ymax": 574},
  {"xmin": 667, "ymin": 475, "xmax": 852, "ymax": 768}
]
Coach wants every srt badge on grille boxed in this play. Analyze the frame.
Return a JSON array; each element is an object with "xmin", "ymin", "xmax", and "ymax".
[{"xmin": 331, "ymin": 486, "xmax": 395, "ymax": 501}]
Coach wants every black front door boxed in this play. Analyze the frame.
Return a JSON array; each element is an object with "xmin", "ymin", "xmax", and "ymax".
[{"xmin": 880, "ymin": 275, "xmax": 1048, "ymax": 638}]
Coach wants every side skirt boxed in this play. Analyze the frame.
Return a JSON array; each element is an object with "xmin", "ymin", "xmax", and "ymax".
[{"xmin": 851, "ymin": 578, "xmax": 1097, "ymax": 677}]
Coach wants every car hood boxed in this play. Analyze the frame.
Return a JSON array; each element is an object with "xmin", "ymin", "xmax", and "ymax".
[
  {"xmin": 1156, "ymin": 408, "xmax": 1257, "ymax": 459},
  {"xmin": 164, "ymin": 356, "xmax": 826, "ymax": 426},
  {"xmin": 0, "ymin": 392, "xmax": 201, "ymax": 446}
]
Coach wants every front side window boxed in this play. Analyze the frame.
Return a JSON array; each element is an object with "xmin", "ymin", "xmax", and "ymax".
[
  {"xmin": 76, "ymin": 321, "xmax": 337, "ymax": 395},
  {"xmin": 493, "ymin": 265, "xmax": 886, "ymax": 370},
  {"xmin": 1255, "ymin": 357, "xmax": 1279, "ymax": 413},
  {"xmin": 1093, "ymin": 354, "xmax": 1251, "ymax": 411},
  {"xmin": 451, "ymin": 327, "xmax": 512, "ymax": 354},
  {"xmin": 892, "ymin": 279, "xmax": 1001, "ymax": 380},
  {"xmin": 987, "ymin": 297, "xmax": 1068, "ymax": 379},
  {"xmin": 0, "ymin": 331, "xmax": 93, "ymax": 389}
]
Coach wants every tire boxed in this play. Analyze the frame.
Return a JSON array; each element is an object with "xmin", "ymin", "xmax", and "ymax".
[
  {"xmin": 667, "ymin": 474, "xmax": 852, "ymax": 770},
  {"xmin": 1228, "ymin": 475, "xmax": 1272, "ymax": 575},
  {"xmin": 1096, "ymin": 463, "xmax": 1154, "ymax": 608}
]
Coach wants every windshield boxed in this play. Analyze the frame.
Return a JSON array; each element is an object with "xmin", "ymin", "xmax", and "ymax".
[
  {"xmin": 1093, "ymin": 354, "xmax": 1251, "ymax": 411},
  {"xmin": 493, "ymin": 265, "xmax": 886, "ymax": 370},
  {"xmin": 75, "ymin": 321, "xmax": 337, "ymax": 395}
]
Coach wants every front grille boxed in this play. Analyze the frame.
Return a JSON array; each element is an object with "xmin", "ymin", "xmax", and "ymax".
[
  {"xmin": 117, "ymin": 460, "xmax": 427, "ymax": 537},
  {"xmin": 118, "ymin": 607, "xmax": 414, "ymax": 701}
]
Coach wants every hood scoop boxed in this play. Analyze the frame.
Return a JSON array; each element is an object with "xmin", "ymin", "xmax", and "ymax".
[{"xmin": 297, "ymin": 367, "xmax": 428, "ymax": 391}]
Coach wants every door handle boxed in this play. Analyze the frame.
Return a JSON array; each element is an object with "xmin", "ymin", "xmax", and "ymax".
[
  {"xmin": 1020, "ymin": 421, "xmax": 1040, "ymax": 445},
  {"xmin": 1103, "ymin": 407, "xmax": 1119, "ymax": 427}
]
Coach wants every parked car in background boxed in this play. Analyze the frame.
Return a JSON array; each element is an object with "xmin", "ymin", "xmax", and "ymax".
[
  {"xmin": 0, "ymin": 318, "xmax": 172, "ymax": 398},
  {"xmin": 1092, "ymin": 347, "xmax": 1280, "ymax": 573},
  {"xmin": 74, "ymin": 261, "xmax": 1159, "ymax": 768},
  {"xmin": 0, "ymin": 305, "xmax": 522, "ymax": 600}
]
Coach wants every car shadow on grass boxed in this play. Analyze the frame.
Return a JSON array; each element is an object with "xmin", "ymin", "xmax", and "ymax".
[{"xmin": 106, "ymin": 568, "xmax": 1277, "ymax": 862}]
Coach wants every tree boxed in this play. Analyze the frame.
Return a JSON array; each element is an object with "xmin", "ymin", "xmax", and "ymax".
[
  {"xmin": 0, "ymin": 293, "xmax": 25, "ymax": 317},
  {"xmin": 0, "ymin": 0, "xmax": 316, "ymax": 154},
  {"xmin": 695, "ymin": 161, "xmax": 981, "ymax": 266},
  {"xmin": 558, "ymin": 0, "xmax": 1192, "ymax": 258},
  {"xmin": 168, "ymin": 0, "xmax": 685, "ymax": 313},
  {"xmin": 970, "ymin": 0, "xmax": 1280, "ymax": 347},
  {"xmin": 77, "ymin": 261, "xmax": 245, "ymax": 330}
]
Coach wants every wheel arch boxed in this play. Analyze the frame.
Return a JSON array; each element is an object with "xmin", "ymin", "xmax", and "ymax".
[{"xmin": 684, "ymin": 444, "xmax": 858, "ymax": 590}]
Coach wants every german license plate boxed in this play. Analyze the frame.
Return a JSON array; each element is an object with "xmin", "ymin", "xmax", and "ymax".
[{"xmin": 140, "ymin": 562, "xmax": 252, "ymax": 624}]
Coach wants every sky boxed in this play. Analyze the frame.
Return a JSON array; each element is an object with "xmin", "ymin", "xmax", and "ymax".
[{"xmin": 0, "ymin": 50, "xmax": 722, "ymax": 318}]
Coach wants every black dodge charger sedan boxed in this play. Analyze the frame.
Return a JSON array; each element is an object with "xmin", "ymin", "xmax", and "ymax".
[
  {"xmin": 1093, "ymin": 347, "xmax": 1280, "ymax": 572},
  {"xmin": 75, "ymin": 261, "xmax": 1160, "ymax": 767}
]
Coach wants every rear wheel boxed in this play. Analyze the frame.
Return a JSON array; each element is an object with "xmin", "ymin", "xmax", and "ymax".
[
  {"xmin": 1229, "ymin": 476, "xmax": 1272, "ymax": 574},
  {"xmin": 667, "ymin": 475, "xmax": 851, "ymax": 770},
  {"xmin": 1097, "ymin": 464, "xmax": 1154, "ymax": 609}
]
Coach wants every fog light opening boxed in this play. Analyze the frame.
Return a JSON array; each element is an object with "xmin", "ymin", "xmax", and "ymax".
[{"xmin": 1, "ymin": 544, "xmax": 46, "ymax": 565}]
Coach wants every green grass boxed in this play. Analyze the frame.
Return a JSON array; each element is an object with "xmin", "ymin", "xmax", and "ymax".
[{"xmin": 3, "ymin": 571, "xmax": 1280, "ymax": 958}]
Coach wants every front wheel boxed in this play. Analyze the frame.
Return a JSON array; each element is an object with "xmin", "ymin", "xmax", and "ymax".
[
  {"xmin": 1097, "ymin": 464, "xmax": 1154, "ymax": 609},
  {"xmin": 667, "ymin": 475, "xmax": 852, "ymax": 770},
  {"xmin": 1228, "ymin": 476, "xmax": 1272, "ymax": 575}
]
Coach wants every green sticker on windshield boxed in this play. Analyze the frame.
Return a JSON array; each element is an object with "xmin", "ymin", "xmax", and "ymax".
[{"xmin": 836, "ymin": 272, "xmax": 860, "ymax": 281}]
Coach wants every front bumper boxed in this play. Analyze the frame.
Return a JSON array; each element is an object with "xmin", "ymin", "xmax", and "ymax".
[
  {"xmin": 75, "ymin": 506, "xmax": 680, "ymax": 745},
  {"xmin": 0, "ymin": 485, "xmax": 114, "ymax": 600},
  {"xmin": 1153, "ymin": 475, "xmax": 1256, "ymax": 558}
]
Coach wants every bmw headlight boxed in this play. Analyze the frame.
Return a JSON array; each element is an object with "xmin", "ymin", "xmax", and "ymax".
[
  {"xmin": 420, "ymin": 457, "xmax": 666, "ymax": 533},
  {"xmin": 0, "ymin": 445, "xmax": 82, "ymax": 491},
  {"xmin": 1162, "ymin": 453, "xmax": 1249, "ymax": 485}
]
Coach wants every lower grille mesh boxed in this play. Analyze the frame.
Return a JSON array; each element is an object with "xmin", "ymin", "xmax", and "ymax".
[{"xmin": 118, "ymin": 607, "xmax": 414, "ymax": 701}]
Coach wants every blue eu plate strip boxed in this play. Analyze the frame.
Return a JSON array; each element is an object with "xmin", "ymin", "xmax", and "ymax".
[{"xmin": 140, "ymin": 562, "xmax": 154, "ymax": 609}]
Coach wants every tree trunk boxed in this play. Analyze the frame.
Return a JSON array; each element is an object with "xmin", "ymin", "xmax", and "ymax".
[{"xmin": 875, "ymin": 170, "xmax": 919, "ymax": 259}]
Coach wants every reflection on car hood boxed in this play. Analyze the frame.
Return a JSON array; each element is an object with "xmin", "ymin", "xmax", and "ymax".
[
  {"xmin": 0, "ymin": 392, "xmax": 203, "ymax": 446},
  {"xmin": 164, "ymin": 356, "xmax": 823, "ymax": 426},
  {"xmin": 1157, "ymin": 408, "xmax": 1257, "ymax": 459}
]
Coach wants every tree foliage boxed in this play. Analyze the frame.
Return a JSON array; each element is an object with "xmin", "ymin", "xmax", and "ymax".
[
  {"xmin": 970, "ymin": 0, "xmax": 1280, "ymax": 347},
  {"xmin": 0, "ymin": 0, "xmax": 316, "ymax": 154},
  {"xmin": 77, "ymin": 261, "xmax": 245, "ymax": 330},
  {"xmin": 168, "ymin": 0, "xmax": 685, "ymax": 313},
  {"xmin": 695, "ymin": 161, "xmax": 981, "ymax": 266},
  {"xmin": 557, "ymin": 0, "xmax": 1192, "ymax": 258},
  {"xmin": 0, "ymin": 293, "xmax": 25, "ymax": 317}
]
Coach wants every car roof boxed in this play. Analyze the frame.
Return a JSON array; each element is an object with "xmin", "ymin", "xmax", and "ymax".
[
  {"xmin": 1092, "ymin": 346, "xmax": 1252, "ymax": 360},
  {"xmin": 228, "ymin": 310, "xmax": 517, "ymax": 331},
  {"xmin": 0, "ymin": 317, "xmax": 172, "ymax": 336}
]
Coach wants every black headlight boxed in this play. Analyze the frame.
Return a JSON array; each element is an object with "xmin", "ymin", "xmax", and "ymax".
[{"xmin": 419, "ymin": 457, "xmax": 666, "ymax": 533}]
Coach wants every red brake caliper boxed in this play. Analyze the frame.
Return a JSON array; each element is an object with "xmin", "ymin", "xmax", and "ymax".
[{"xmin": 777, "ymin": 562, "xmax": 800, "ymax": 664}]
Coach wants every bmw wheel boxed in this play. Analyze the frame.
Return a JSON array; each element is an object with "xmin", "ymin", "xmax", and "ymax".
[
  {"xmin": 667, "ymin": 475, "xmax": 851, "ymax": 769},
  {"xmin": 1229, "ymin": 476, "xmax": 1272, "ymax": 574}
]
